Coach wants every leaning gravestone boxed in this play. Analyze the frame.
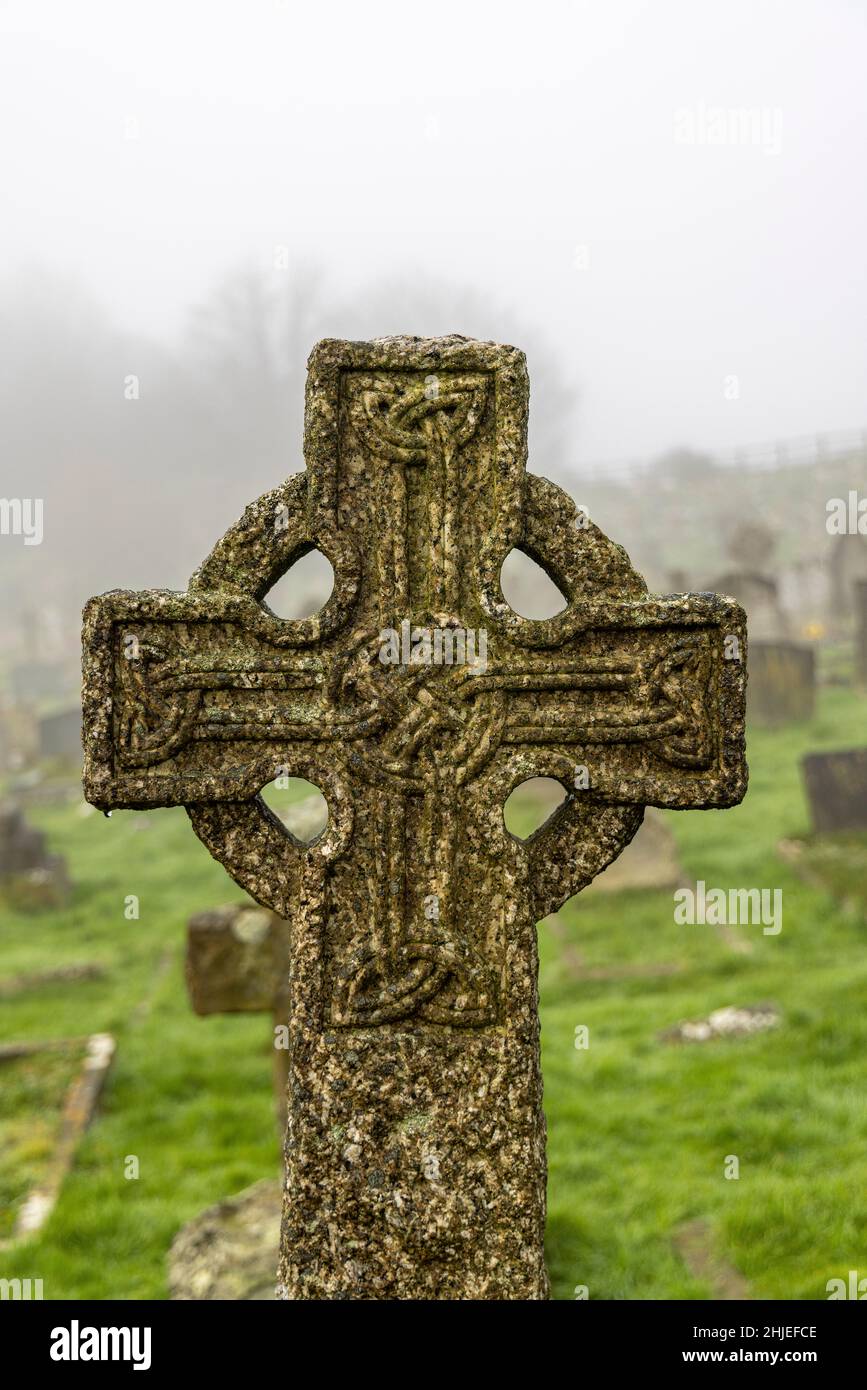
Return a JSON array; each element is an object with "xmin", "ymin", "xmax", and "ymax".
[
  {"xmin": 802, "ymin": 748, "xmax": 867, "ymax": 833},
  {"xmin": 186, "ymin": 903, "xmax": 290, "ymax": 1131},
  {"xmin": 82, "ymin": 335, "xmax": 748, "ymax": 1300}
]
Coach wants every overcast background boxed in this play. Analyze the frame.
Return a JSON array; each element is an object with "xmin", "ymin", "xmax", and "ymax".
[{"xmin": 1, "ymin": 0, "xmax": 865, "ymax": 623}]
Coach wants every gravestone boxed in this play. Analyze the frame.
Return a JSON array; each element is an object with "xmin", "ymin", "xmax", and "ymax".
[
  {"xmin": 38, "ymin": 706, "xmax": 83, "ymax": 762},
  {"xmin": 802, "ymin": 748, "xmax": 867, "ymax": 833},
  {"xmin": 0, "ymin": 802, "xmax": 70, "ymax": 908},
  {"xmin": 82, "ymin": 335, "xmax": 748, "ymax": 1300},
  {"xmin": 709, "ymin": 570, "xmax": 788, "ymax": 641},
  {"xmin": 185, "ymin": 903, "xmax": 290, "ymax": 1131},
  {"xmin": 10, "ymin": 661, "xmax": 68, "ymax": 703},
  {"xmin": 0, "ymin": 702, "xmax": 38, "ymax": 772},
  {"xmin": 828, "ymin": 532, "xmax": 867, "ymax": 629},
  {"xmin": 856, "ymin": 579, "xmax": 867, "ymax": 687},
  {"xmin": 725, "ymin": 519, "xmax": 777, "ymax": 573},
  {"xmin": 747, "ymin": 641, "xmax": 816, "ymax": 726},
  {"xmin": 778, "ymin": 559, "xmax": 829, "ymax": 640},
  {"xmin": 709, "ymin": 569, "xmax": 815, "ymax": 724},
  {"xmin": 584, "ymin": 807, "xmax": 684, "ymax": 894}
]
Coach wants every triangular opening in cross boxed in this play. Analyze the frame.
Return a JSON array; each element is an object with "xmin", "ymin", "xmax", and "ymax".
[
  {"xmin": 260, "ymin": 776, "xmax": 329, "ymax": 844},
  {"xmin": 503, "ymin": 777, "xmax": 569, "ymax": 841},
  {"xmin": 264, "ymin": 548, "xmax": 334, "ymax": 620},
  {"xmin": 500, "ymin": 548, "xmax": 568, "ymax": 619}
]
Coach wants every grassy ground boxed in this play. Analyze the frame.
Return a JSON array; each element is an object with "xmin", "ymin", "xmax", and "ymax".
[{"xmin": 1, "ymin": 686, "xmax": 866, "ymax": 1299}]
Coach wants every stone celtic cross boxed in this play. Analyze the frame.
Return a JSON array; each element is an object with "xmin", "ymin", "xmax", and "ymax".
[{"xmin": 82, "ymin": 336, "xmax": 747, "ymax": 1299}]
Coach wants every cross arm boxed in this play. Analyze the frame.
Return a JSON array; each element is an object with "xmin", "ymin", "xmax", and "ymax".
[
  {"xmin": 469, "ymin": 591, "xmax": 747, "ymax": 809},
  {"xmin": 81, "ymin": 587, "xmax": 338, "ymax": 810}
]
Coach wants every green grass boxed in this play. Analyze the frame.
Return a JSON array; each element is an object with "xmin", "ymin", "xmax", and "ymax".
[
  {"xmin": 0, "ymin": 796, "xmax": 275, "ymax": 1298},
  {"xmin": 1, "ymin": 691, "xmax": 867, "ymax": 1299},
  {"xmin": 536, "ymin": 685, "xmax": 867, "ymax": 1300},
  {"xmin": 0, "ymin": 1046, "xmax": 86, "ymax": 1240},
  {"xmin": 790, "ymin": 833, "xmax": 867, "ymax": 916}
]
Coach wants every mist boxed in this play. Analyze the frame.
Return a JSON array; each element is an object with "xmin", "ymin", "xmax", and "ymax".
[{"xmin": 1, "ymin": 0, "xmax": 865, "ymax": 652}]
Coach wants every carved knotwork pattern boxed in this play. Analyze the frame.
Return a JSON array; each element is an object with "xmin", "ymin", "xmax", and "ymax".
[{"xmin": 85, "ymin": 342, "xmax": 746, "ymax": 1035}]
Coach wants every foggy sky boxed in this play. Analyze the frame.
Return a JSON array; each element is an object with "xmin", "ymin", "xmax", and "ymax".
[{"xmin": 1, "ymin": 0, "xmax": 866, "ymax": 468}]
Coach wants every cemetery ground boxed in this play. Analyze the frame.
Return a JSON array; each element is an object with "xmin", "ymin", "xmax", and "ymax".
[{"xmin": 0, "ymin": 685, "xmax": 865, "ymax": 1301}]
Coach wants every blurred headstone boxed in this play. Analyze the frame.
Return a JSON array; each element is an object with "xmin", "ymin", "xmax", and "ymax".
[
  {"xmin": 828, "ymin": 532, "xmax": 867, "ymax": 627},
  {"xmin": 0, "ymin": 702, "xmax": 38, "ymax": 772},
  {"xmin": 710, "ymin": 570, "xmax": 789, "ymax": 641},
  {"xmin": 9, "ymin": 661, "xmax": 68, "ymax": 702},
  {"xmin": 747, "ymin": 642, "xmax": 816, "ymax": 726},
  {"xmin": 725, "ymin": 519, "xmax": 776, "ymax": 572},
  {"xmin": 38, "ymin": 706, "xmax": 82, "ymax": 762},
  {"xmin": 185, "ymin": 903, "xmax": 289, "ymax": 1132},
  {"xmin": 583, "ymin": 809, "xmax": 684, "ymax": 894},
  {"xmin": 802, "ymin": 748, "xmax": 867, "ymax": 833},
  {"xmin": 711, "ymin": 561, "xmax": 816, "ymax": 724},
  {"xmin": 778, "ymin": 559, "xmax": 829, "ymax": 640},
  {"xmin": 0, "ymin": 802, "xmax": 70, "ymax": 908}
]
